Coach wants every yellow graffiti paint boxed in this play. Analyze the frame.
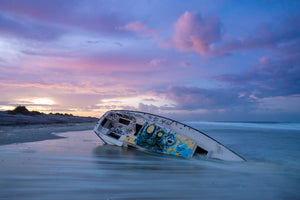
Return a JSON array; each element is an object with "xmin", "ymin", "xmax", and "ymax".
[
  {"xmin": 165, "ymin": 132, "xmax": 196, "ymax": 157},
  {"xmin": 124, "ymin": 135, "xmax": 136, "ymax": 144},
  {"xmin": 146, "ymin": 125, "xmax": 155, "ymax": 134},
  {"xmin": 157, "ymin": 132, "xmax": 163, "ymax": 137},
  {"xmin": 136, "ymin": 117, "xmax": 146, "ymax": 124},
  {"xmin": 174, "ymin": 132, "xmax": 196, "ymax": 149}
]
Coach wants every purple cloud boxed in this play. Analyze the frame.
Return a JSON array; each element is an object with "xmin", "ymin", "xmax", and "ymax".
[
  {"xmin": 0, "ymin": 13, "xmax": 65, "ymax": 41},
  {"xmin": 217, "ymin": 58, "xmax": 300, "ymax": 98},
  {"xmin": 158, "ymin": 85, "xmax": 255, "ymax": 111},
  {"xmin": 138, "ymin": 103, "xmax": 160, "ymax": 113},
  {"xmin": 214, "ymin": 14, "xmax": 300, "ymax": 100},
  {"xmin": 217, "ymin": 14, "xmax": 300, "ymax": 54},
  {"xmin": 0, "ymin": 0, "xmax": 124, "ymax": 39}
]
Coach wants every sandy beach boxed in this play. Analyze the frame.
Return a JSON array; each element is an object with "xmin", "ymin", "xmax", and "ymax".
[
  {"xmin": 0, "ymin": 122, "xmax": 97, "ymax": 145},
  {"xmin": 0, "ymin": 107, "xmax": 99, "ymax": 145}
]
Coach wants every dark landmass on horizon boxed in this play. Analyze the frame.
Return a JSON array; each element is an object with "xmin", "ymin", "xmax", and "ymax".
[{"xmin": 0, "ymin": 106, "xmax": 98, "ymax": 126}]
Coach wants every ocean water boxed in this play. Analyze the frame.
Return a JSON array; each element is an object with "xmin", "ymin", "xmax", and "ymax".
[{"xmin": 0, "ymin": 122, "xmax": 299, "ymax": 200}]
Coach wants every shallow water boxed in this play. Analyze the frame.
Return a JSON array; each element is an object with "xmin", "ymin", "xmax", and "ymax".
[{"xmin": 0, "ymin": 122, "xmax": 299, "ymax": 200}]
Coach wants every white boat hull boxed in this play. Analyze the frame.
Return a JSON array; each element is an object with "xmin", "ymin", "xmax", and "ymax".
[{"xmin": 94, "ymin": 110, "xmax": 245, "ymax": 161}]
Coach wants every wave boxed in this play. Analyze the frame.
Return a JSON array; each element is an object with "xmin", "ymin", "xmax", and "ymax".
[{"xmin": 185, "ymin": 121, "xmax": 300, "ymax": 131}]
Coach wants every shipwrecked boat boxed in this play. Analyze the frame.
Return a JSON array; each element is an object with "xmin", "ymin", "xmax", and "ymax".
[{"xmin": 94, "ymin": 110, "xmax": 245, "ymax": 161}]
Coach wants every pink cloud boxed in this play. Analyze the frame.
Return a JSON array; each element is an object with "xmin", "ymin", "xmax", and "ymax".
[
  {"xmin": 172, "ymin": 11, "xmax": 222, "ymax": 55},
  {"xmin": 117, "ymin": 21, "xmax": 158, "ymax": 37},
  {"xmin": 19, "ymin": 53, "xmax": 147, "ymax": 73}
]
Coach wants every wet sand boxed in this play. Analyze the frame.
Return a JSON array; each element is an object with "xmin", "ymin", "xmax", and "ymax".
[
  {"xmin": 0, "ymin": 122, "xmax": 96, "ymax": 145},
  {"xmin": 1, "ymin": 123, "xmax": 299, "ymax": 200}
]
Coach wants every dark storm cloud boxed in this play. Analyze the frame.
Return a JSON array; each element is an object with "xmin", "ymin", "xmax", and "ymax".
[
  {"xmin": 213, "ymin": 13, "xmax": 300, "ymax": 99},
  {"xmin": 160, "ymin": 86, "xmax": 256, "ymax": 110},
  {"xmin": 217, "ymin": 59, "xmax": 300, "ymax": 98},
  {"xmin": 216, "ymin": 15, "xmax": 300, "ymax": 98},
  {"xmin": 217, "ymin": 14, "xmax": 300, "ymax": 53}
]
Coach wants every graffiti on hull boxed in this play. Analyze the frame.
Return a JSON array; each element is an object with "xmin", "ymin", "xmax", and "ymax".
[{"xmin": 135, "ymin": 123, "xmax": 196, "ymax": 158}]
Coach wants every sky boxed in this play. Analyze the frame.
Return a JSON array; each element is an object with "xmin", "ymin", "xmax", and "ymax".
[{"xmin": 0, "ymin": 0, "xmax": 300, "ymax": 122}]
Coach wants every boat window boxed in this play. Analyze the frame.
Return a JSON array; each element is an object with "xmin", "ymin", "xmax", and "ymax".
[
  {"xmin": 108, "ymin": 132, "xmax": 121, "ymax": 139},
  {"xmin": 195, "ymin": 146, "xmax": 208, "ymax": 155},
  {"xmin": 134, "ymin": 124, "xmax": 143, "ymax": 136},
  {"xmin": 101, "ymin": 118, "xmax": 108, "ymax": 126},
  {"xmin": 119, "ymin": 118, "xmax": 130, "ymax": 126}
]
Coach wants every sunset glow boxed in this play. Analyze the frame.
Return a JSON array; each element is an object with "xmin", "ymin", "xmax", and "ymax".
[
  {"xmin": 32, "ymin": 98, "xmax": 55, "ymax": 105},
  {"xmin": 0, "ymin": 0, "xmax": 299, "ymax": 121}
]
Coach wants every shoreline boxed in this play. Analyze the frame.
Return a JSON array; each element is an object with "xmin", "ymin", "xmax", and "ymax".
[{"xmin": 0, "ymin": 122, "xmax": 96, "ymax": 146}]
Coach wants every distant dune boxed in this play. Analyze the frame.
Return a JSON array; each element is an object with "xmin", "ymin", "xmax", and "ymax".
[{"xmin": 0, "ymin": 106, "xmax": 99, "ymax": 126}]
